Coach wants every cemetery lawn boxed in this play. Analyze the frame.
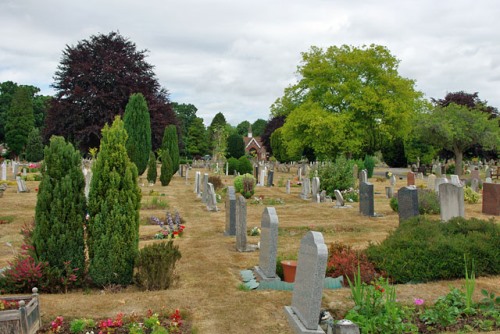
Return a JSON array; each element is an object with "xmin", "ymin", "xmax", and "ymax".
[{"xmin": 0, "ymin": 167, "xmax": 499, "ymax": 334}]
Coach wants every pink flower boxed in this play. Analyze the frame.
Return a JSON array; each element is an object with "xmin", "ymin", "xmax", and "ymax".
[{"xmin": 414, "ymin": 298, "xmax": 424, "ymax": 306}]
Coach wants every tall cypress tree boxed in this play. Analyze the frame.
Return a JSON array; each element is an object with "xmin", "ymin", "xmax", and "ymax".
[
  {"xmin": 87, "ymin": 116, "xmax": 141, "ymax": 286},
  {"xmin": 25, "ymin": 128, "xmax": 44, "ymax": 162},
  {"xmin": 160, "ymin": 148, "xmax": 173, "ymax": 186},
  {"xmin": 5, "ymin": 86, "xmax": 35, "ymax": 157},
  {"xmin": 162, "ymin": 125, "xmax": 179, "ymax": 173},
  {"xmin": 147, "ymin": 151, "xmax": 157, "ymax": 184},
  {"xmin": 124, "ymin": 93, "xmax": 151, "ymax": 176},
  {"xmin": 33, "ymin": 136, "xmax": 86, "ymax": 278}
]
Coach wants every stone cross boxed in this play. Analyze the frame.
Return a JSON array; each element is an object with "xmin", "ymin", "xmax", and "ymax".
[
  {"xmin": 397, "ymin": 186, "xmax": 419, "ymax": 223},
  {"xmin": 254, "ymin": 207, "xmax": 280, "ymax": 281},
  {"xmin": 359, "ymin": 182, "xmax": 375, "ymax": 216},
  {"xmin": 225, "ymin": 186, "xmax": 237, "ymax": 236},
  {"xmin": 235, "ymin": 195, "xmax": 248, "ymax": 252},
  {"xmin": 439, "ymin": 183, "xmax": 465, "ymax": 222},
  {"xmin": 482, "ymin": 183, "xmax": 500, "ymax": 216},
  {"xmin": 284, "ymin": 231, "xmax": 328, "ymax": 333}
]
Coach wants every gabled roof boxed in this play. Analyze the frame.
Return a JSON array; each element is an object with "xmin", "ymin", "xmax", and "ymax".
[{"xmin": 244, "ymin": 136, "xmax": 262, "ymax": 150}]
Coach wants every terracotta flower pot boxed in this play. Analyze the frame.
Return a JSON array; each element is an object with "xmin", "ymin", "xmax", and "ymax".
[{"xmin": 281, "ymin": 260, "xmax": 297, "ymax": 283}]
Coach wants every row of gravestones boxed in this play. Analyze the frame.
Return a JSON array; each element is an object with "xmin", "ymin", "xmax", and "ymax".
[
  {"xmin": 1, "ymin": 161, "xmax": 30, "ymax": 181},
  {"xmin": 194, "ymin": 171, "xmax": 219, "ymax": 212}
]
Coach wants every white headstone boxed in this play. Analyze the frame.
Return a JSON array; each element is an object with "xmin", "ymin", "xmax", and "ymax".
[{"xmin": 1, "ymin": 162, "xmax": 6, "ymax": 181}]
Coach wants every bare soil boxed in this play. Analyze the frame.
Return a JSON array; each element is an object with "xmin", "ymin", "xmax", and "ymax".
[{"xmin": 1, "ymin": 166, "xmax": 499, "ymax": 334}]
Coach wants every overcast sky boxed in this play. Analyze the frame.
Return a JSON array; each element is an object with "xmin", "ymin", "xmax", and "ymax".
[{"xmin": 1, "ymin": 0, "xmax": 499, "ymax": 126}]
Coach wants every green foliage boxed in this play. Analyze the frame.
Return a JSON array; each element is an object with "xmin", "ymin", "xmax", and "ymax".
[
  {"xmin": 134, "ymin": 241, "xmax": 181, "ymax": 290},
  {"xmin": 162, "ymin": 125, "xmax": 180, "ymax": 174},
  {"xmin": 70, "ymin": 318, "xmax": 96, "ymax": 333},
  {"xmin": 5, "ymin": 86, "xmax": 35, "ymax": 156},
  {"xmin": 366, "ymin": 217, "xmax": 500, "ymax": 283},
  {"xmin": 464, "ymin": 186, "xmax": 480, "ymax": 204},
  {"xmin": 160, "ymin": 148, "xmax": 173, "ymax": 186},
  {"xmin": 187, "ymin": 117, "xmax": 208, "ymax": 157},
  {"xmin": 420, "ymin": 288, "xmax": 466, "ymax": 327},
  {"xmin": 87, "ymin": 116, "xmax": 141, "ymax": 286},
  {"xmin": 381, "ymin": 137, "xmax": 408, "ymax": 168},
  {"xmin": 142, "ymin": 197, "xmax": 169, "ymax": 210},
  {"xmin": 227, "ymin": 157, "xmax": 239, "ymax": 175},
  {"xmin": 33, "ymin": 136, "xmax": 86, "ymax": 279},
  {"xmin": 318, "ymin": 156, "xmax": 356, "ymax": 195},
  {"xmin": 25, "ymin": 127, "xmax": 44, "ymax": 162},
  {"xmin": 237, "ymin": 156, "xmax": 253, "ymax": 174},
  {"xmin": 234, "ymin": 173, "xmax": 256, "ymax": 199},
  {"xmin": 236, "ymin": 120, "xmax": 250, "ymax": 136},
  {"xmin": 326, "ymin": 242, "xmax": 377, "ymax": 285},
  {"xmin": 270, "ymin": 128, "xmax": 296, "ymax": 162},
  {"xmin": 124, "ymin": 93, "xmax": 152, "ymax": 176},
  {"xmin": 251, "ymin": 119, "xmax": 267, "ymax": 137},
  {"xmin": 226, "ymin": 133, "xmax": 245, "ymax": 158},
  {"xmin": 208, "ymin": 175, "xmax": 223, "ymax": 191},
  {"xmin": 389, "ymin": 197, "xmax": 398, "ymax": 212},
  {"xmin": 147, "ymin": 151, "xmax": 157, "ymax": 184},
  {"xmin": 391, "ymin": 189, "xmax": 440, "ymax": 214},
  {"xmin": 363, "ymin": 155, "xmax": 375, "ymax": 178},
  {"xmin": 171, "ymin": 102, "xmax": 198, "ymax": 156}
]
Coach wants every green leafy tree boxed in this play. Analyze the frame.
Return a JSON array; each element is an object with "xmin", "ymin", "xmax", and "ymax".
[
  {"xmin": 124, "ymin": 93, "xmax": 152, "ymax": 175},
  {"xmin": 270, "ymin": 128, "xmax": 287, "ymax": 162},
  {"xmin": 208, "ymin": 112, "xmax": 227, "ymax": 152},
  {"xmin": 212, "ymin": 125, "xmax": 228, "ymax": 161},
  {"xmin": 25, "ymin": 128, "xmax": 44, "ymax": 162},
  {"xmin": 87, "ymin": 117, "xmax": 141, "ymax": 286},
  {"xmin": 147, "ymin": 151, "xmax": 157, "ymax": 184},
  {"xmin": 187, "ymin": 117, "xmax": 209, "ymax": 158},
  {"xmin": 416, "ymin": 103, "xmax": 500, "ymax": 176},
  {"xmin": 226, "ymin": 133, "xmax": 245, "ymax": 158},
  {"xmin": 33, "ymin": 136, "xmax": 86, "ymax": 280},
  {"xmin": 160, "ymin": 148, "xmax": 173, "ymax": 186},
  {"xmin": 272, "ymin": 44, "xmax": 425, "ymax": 157},
  {"xmin": 171, "ymin": 102, "xmax": 198, "ymax": 156},
  {"xmin": 162, "ymin": 125, "xmax": 180, "ymax": 173},
  {"xmin": 5, "ymin": 86, "xmax": 35, "ymax": 157},
  {"xmin": 236, "ymin": 120, "xmax": 250, "ymax": 136},
  {"xmin": 237, "ymin": 156, "xmax": 253, "ymax": 175},
  {"xmin": 251, "ymin": 119, "xmax": 267, "ymax": 137}
]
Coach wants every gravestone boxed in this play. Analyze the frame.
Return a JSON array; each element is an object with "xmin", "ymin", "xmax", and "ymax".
[
  {"xmin": 225, "ymin": 162, "xmax": 228, "ymax": 176},
  {"xmin": 16, "ymin": 176, "xmax": 29, "ymax": 193},
  {"xmin": 359, "ymin": 170, "xmax": 367, "ymax": 183},
  {"xmin": 259, "ymin": 169, "xmax": 266, "ymax": 186},
  {"xmin": 300, "ymin": 178, "xmax": 311, "ymax": 200},
  {"xmin": 202, "ymin": 173, "xmax": 209, "ymax": 203},
  {"xmin": 179, "ymin": 164, "xmax": 184, "ymax": 177},
  {"xmin": 286, "ymin": 180, "xmax": 291, "ymax": 194},
  {"xmin": 1, "ymin": 162, "xmax": 6, "ymax": 181},
  {"xmin": 470, "ymin": 178, "xmax": 479, "ymax": 192},
  {"xmin": 439, "ymin": 183, "xmax": 465, "ymax": 222},
  {"xmin": 482, "ymin": 183, "xmax": 500, "ymax": 216},
  {"xmin": 334, "ymin": 190, "xmax": 344, "ymax": 207},
  {"xmin": 311, "ymin": 177, "xmax": 320, "ymax": 198},
  {"xmin": 436, "ymin": 163, "xmax": 442, "ymax": 176},
  {"xmin": 225, "ymin": 186, "xmax": 237, "ymax": 236},
  {"xmin": 236, "ymin": 195, "xmax": 248, "ymax": 252},
  {"xmin": 22, "ymin": 168, "xmax": 27, "ymax": 177},
  {"xmin": 319, "ymin": 190, "xmax": 326, "ymax": 203},
  {"xmin": 284, "ymin": 231, "xmax": 328, "ymax": 334},
  {"xmin": 185, "ymin": 167, "xmax": 189, "ymax": 184},
  {"xmin": 485, "ymin": 166, "xmax": 491, "ymax": 178},
  {"xmin": 398, "ymin": 186, "xmax": 419, "ymax": 223},
  {"xmin": 254, "ymin": 207, "xmax": 280, "ymax": 281},
  {"xmin": 359, "ymin": 182, "xmax": 374, "ymax": 216},
  {"xmin": 390, "ymin": 174, "xmax": 397, "ymax": 187},
  {"xmin": 12, "ymin": 162, "xmax": 18, "ymax": 180},
  {"xmin": 427, "ymin": 174, "xmax": 436, "ymax": 190},
  {"xmin": 83, "ymin": 167, "xmax": 92, "ymax": 200},
  {"xmin": 194, "ymin": 171, "xmax": 200, "ymax": 193},
  {"xmin": 298, "ymin": 167, "xmax": 302, "ymax": 181},
  {"xmin": 470, "ymin": 169, "xmax": 480, "ymax": 181},
  {"xmin": 434, "ymin": 177, "xmax": 448, "ymax": 194},
  {"xmin": 206, "ymin": 183, "xmax": 218, "ymax": 212},
  {"xmin": 385, "ymin": 186, "xmax": 393, "ymax": 198},
  {"xmin": 267, "ymin": 170, "xmax": 274, "ymax": 187},
  {"xmin": 406, "ymin": 172, "xmax": 415, "ymax": 186},
  {"xmin": 485, "ymin": 177, "xmax": 492, "ymax": 183},
  {"xmin": 450, "ymin": 174, "xmax": 461, "ymax": 185},
  {"xmin": 254, "ymin": 165, "xmax": 259, "ymax": 180}
]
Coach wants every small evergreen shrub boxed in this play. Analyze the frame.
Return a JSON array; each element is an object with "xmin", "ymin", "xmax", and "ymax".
[
  {"xmin": 366, "ymin": 216, "xmax": 500, "ymax": 283},
  {"xmin": 237, "ymin": 156, "xmax": 253, "ymax": 174},
  {"xmin": 389, "ymin": 197, "xmax": 398, "ymax": 212},
  {"xmin": 363, "ymin": 155, "xmax": 375, "ymax": 178},
  {"xmin": 227, "ymin": 157, "xmax": 239, "ymax": 175},
  {"xmin": 160, "ymin": 149, "xmax": 173, "ymax": 186},
  {"xmin": 208, "ymin": 175, "xmax": 223, "ymax": 191},
  {"xmin": 234, "ymin": 173, "xmax": 256, "ymax": 199},
  {"xmin": 390, "ymin": 188, "xmax": 440, "ymax": 214},
  {"xmin": 318, "ymin": 156, "xmax": 356, "ymax": 196},
  {"xmin": 135, "ymin": 241, "xmax": 181, "ymax": 290},
  {"xmin": 147, "ymin": 151, "xmax": 157, "ymax": 184},
  {"xmin": 463, "ymin": 186, "xmax": 480, "ymax": 204},
  {"xmin": 326, "ymin": 242, "xmax": 378, "ymax": 285}
]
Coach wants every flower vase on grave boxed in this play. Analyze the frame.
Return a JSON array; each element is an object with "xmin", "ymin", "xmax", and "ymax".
[{"xmin": 281, "ymin": 260, "xmax": 297, "ymax": 283}]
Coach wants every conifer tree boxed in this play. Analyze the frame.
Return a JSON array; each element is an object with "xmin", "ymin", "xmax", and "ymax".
[
  {"xmin": 5, "ymin": 86, "xmax": 34, "ymax": 157},
  {"xmin": 160, "ymin": 148, "xmax": 173, "ymax": 186},
  {"xmin": 162, "ymin": 125, "xmax": 180, "ymax": 173},
  {"xmin": 33, "ymin": 136, "xmax": 86, "ymax": 278},
  {"xmin": 124, "ymin": 93, "xmax": 151, "ymax": 176},
  {"xmin": 147, "ymin": 151, "xmax": 157, "ymax": 184},
  {"xmin": 87, "ymin": 117, "xmax": 141, "ymax": 285},
  {"xmin": 25, "ymin": 127, "xmax": 44, "ymax": 162}
]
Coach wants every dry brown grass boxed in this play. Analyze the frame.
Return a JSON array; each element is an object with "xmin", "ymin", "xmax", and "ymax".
[{"xmin": 0, "ymin": 167, "xmax": 499, "ymax": 334}]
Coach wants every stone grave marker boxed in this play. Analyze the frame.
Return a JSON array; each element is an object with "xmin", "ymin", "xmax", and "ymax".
[
  {"xmin": 16, "ymin": 176, "xmax": 29, "ymax": 193},
  {"xmin": 427, "ymin": 174, "xmax": 436, "ymax": 190},
  {"xmin": 359, "ymin": 182, "xmax": 374, "ymax": 216},
  {"xmin": 485, "ymin": 166, "xmax": 491, "ymax": 178},
  {"xmin": 22, "ymin": 168, "xmax": 27, "ymax": 177},
  {"xmin": 485, "ymin": 177, "xmax": 492, "ymax": 183},
  {"xmin": 206, "ymin": 183, "xmax": 218, "ymax": 212},
  {"xmin": 439, "ymin": 183, "xmax": 465, "ymax": 222},
  {"xmin": 300, "ymin": 178, "xmax": 311, "ymax": 200},
  {"xmin": 12, "ymin": 162, "xmax": 18, "ymax": 180},
  {"xmin": 482, "ymin": 183, "xmax": 500, "ymax": 216},
  {"xmin": 311, "ymin": 177, "xmax": 320, "ymax": 198},
  {"xmin": 359, "ymin": 170, "xmax": 368, "ymax": 183},
  {"xmin": 385, "ymin": 186, "xmax": 393, "ymax": 198},
  {"xmin": 185, "ymin": 167, "xmax": 189, "ymax": 184},
  {"xmin": 390, "ymin": 174, "xmax": 397, "ymax": 187},
  {"xmin": 225, "ymin": 186, "xmax": 237, "ymax": 236},
  {"xmin": 320, "ymin": 190, "xmax": 326, "ymax": 203},
  {"xmin": 406, "ymin": 172, "xmax": 415, "ymax": 186},
  {"xmin": 471, "ymin": 178, "xmax": 479, "ymax": 192},
  {"xmin": 286, "ymin": 180, "xmax": 291, "ymax": 194},
  {"xmin": 1, "ymin": 162, "xmax": 6, "ymax": 181},
  {"xmin": 434, "ymin": 177, "xmax": 448, "ymax": 194},
  {"xmin": 333, "ymin": 189, "xmax": 346, "ymax": 208},
  {"xmin": 470, "ymin": 169, "xmax": 480, "ymax": 181},
  {"xmin": 194, "ymin": 171, "xmax": 200, "ymax": 194},
  {"xmin": 450, "ymin": 174, "xmax": 461, "ymax": 185},
  {"xmin": 236, "ymin": 195, "xmax": 248, "ymax": 252},
  {"xmin": 259, "ymin": 169, "xmax": 266, "ymax": 186},
  {"xmin": 202, "ymin": 173, "xmax": 209, "ymax": 203},
  {"xmin": 254, "ymin": 165, "xmax": 259, "ymax": 180},
  {"xmin": 267, "ymin": 170, "xmax": 274, "ymax": 187},
  {"xmin": 284, "ymin": 231, "xmax": 328, "ymax": 334},
  {"xmin": 254, "ymin": 207, "xmax": 280, "ymax": 281},
  {"xmin": 398, "ymin": 186, "xmax": 419, "ymax": 223}
]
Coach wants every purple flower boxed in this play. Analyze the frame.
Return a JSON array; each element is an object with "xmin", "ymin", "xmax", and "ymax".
[{"xmin": 414, "ymin": 298, "xmax": 424, "ymax": 306}]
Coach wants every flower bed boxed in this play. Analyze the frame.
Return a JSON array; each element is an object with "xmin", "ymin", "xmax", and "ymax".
[{"xmin": 150, "ymin": 211, "xmax": 185, "ymax": 240}]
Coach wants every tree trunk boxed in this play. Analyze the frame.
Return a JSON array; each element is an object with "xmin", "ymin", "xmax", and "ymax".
[{"xmin": 454, "ymin": 149, "xmax": 463, "ymax": 176}]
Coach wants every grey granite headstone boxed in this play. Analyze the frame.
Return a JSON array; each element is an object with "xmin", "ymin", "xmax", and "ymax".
[
  {"xmin": 439, "ymin": 183, "xmax": 465, "ymax": 222},
  {"xmin": 284, "ymin": 231, "xmax": 328, "ymax": 334},
  {"xmin": 359, "ymin": 170, "xmax": 368, "ymax": 183},
  {"xmin": 225, "ymin": 186, "xmax": 236, "ymax": 236},
  {"xmin": 254, "ymin": 207, "xmax": 280, "ymax": 281},
  {"xmin": 398, "ymin": 186, "xmax": 419, "ymax": 223},
  {"xmin": 450, "ymin": 174, "xmax": 461, "ymax": 185},
  {"xmin": 427, "ymin": 174, "xmax": 436, "ymax": 190},
  {"xmin": 12, "ymin": 162, "xmax": 18, "ymax": 180},
  {"xmin": 194, "ymin": 171, "xmax": 200, "ymax": 194},
  {"xmin": 259, "ymin": 169, "xmax": 266, "ymax": 186},
  {"xmin": 267, "ymin": 171, "xmax": 274, "ymax": 187},
  {"xmin": 206, "ymin": 183, "xmax": 218, "ymax": 212},
  {"xmin": 236, "ymin": 195, "xmax": 248, "ymax": 252},
  {"xmin": 470, "ymin": 178, "xmax": 479, "ymax": 192},
  {"xmin": 359, "ymin": 182, "xmax": 374, "ymax": 216},
  {"xmin": 390, "ymin": 174, "xmax": 397, "ymax": 187},
  {"xmin": 300, "ymin": 178, "xmax": 311, "ymax": 200},
  {"xmin": 1, "ymin": 162, "xmax": 6, "ymax": 181},
  {"xmin": 385, "ymin": 186, "xmax": 393, "ymax": 199},
  {"xmin": 435, "ymin": 177, "xmax": 448, "ymax": 194},
  {"xmin": 320, "ymin": 190, "xmax": 326, "ymax": 203},
  {"xmin": 334, "ymin": 190, "xmax": 344, "ymax": 207},
  {"xmin": 286, "ymin": 180, "xmax": 291, "ymax": 194},
  {"xmin": 202, "ymin": 173, "xmax": 209, "ymax": 203},
  {"xmin": 311, "ymin": 177, "xmax": 320, "ymax": 198}
]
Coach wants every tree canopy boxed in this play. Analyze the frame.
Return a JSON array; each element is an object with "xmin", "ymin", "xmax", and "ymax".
[
  {"xmin": 124, "ymin": 93, "xmax": 151, "ymax": 175},
  {"xmin": 236, "ymin": 120, "xmax": 251, "ymax": 136},
  {"xmin": 273, "ymin": 44, "xmax": 425, "ymax": 158},
  {"xmin": 226, "ymin": 133, "xmax": 245, "ymax": 159},
  {"xmin": 187, "ymin": 117, "xmax": 209, "ymax": 158},
  {"xmin": 44, "ymin": 31, "xmax": 177, "ymax": 153},
  {"xmin": 5, "ymin": 86, "xmax": 35, "ymax": 157},
  {"xmin": 172, "ymin": 102, "xmax": 198, "ymax": 155},
  {"xmin": 251, "ymin": 119, "xmax": 267, "ymax": 137}
]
